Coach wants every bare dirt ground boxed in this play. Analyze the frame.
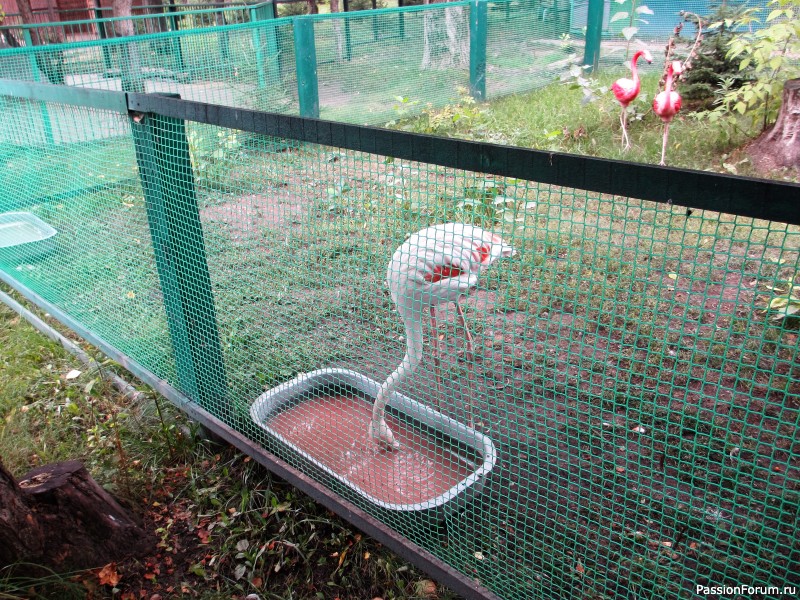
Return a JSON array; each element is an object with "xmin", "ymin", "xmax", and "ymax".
[{"xmin": 191, "ymin": 150, "xmax": 799, "ymax": 598}]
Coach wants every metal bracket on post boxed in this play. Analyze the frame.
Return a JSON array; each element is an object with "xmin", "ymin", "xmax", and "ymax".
[
  {"xmin": 250, "ymin": 2, "xmax": 280, "ymax": 89},
  {"xmin": 469, "ymin": 0, "xmax": 488, "ymax": 102},
  {"xmin": 294, "ymin": 16, "xmax": 320, "ymax": 119},
  {"xmin": 130, "ymin": 96, "xmax": 228, "ymax": 415},
  {"xmin": 583, "ymin": 0, "xmax": 604, "ymax": 73}
]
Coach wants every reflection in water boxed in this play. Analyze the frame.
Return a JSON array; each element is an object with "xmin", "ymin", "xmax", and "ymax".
[{"xmin": 268, "ymin": 395, "xmax": 471, "ymax": 504}]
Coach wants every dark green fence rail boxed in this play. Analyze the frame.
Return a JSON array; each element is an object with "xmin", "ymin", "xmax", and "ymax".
[{"xmin": 1, "ymin": 77, "xmax": 798, "ymax": 599}]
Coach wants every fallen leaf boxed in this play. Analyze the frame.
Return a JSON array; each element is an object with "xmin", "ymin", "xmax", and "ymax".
[
  {"xmin": 250, "ymin": 576, "xmax": 263, "ymax": 588},
  {"xmin": 126, "ymin": 291, "xmax": 136, "ymax": 299},
  {"xmin": 96, "ymin": 563, "xmax": 120, "ymax": 587},
  {"xmin": 474, "ymin": 551, "xmax": 485, "ymax": 560},
  {"xmin": 616, "ymin": 466, "xmax": 626, "ymax": 473},
  {"xmin": 667, "ymin": 273, "xmax": 678, "ymax": 280},
  {"xmin": 65, "ymin": 369, "xmax": 82, "ymax": 380},
  {"xmin": 575, "ymin": 561, "xmax": 584, "ymax": 575},
  {"xmin": 338, "ymin": 548, "xmax": 349, "ymax": 568},
  {"xmin": 416, "ymin": 579, "xmax": 439, "ymax": 598}
]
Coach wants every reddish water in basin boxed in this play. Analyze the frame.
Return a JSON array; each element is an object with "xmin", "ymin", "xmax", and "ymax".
[{"xmin": 266, "ymin": 394, "xmax": 473, "ymax": 506}]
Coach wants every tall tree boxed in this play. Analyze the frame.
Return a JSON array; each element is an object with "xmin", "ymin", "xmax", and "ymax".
[
  {"xmin": 113, "ymin": 0, "xmax": 145, "ymax": 92},
  {"xmin": 421, "ymin": 0, "xmax": 468, "ymax": 70},
  {"xmin": 15, "ymin": 0, "xmax": 40, "ymax": 44},
  {"xmin": 330, "ymin": 0, "xmax": 345, "ymax": 60},
  {"xmin": 14, "ymin": 0, "xmax": 65, "ymax": 83}
]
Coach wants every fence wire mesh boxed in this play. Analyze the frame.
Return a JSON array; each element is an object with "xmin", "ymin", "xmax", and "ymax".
[
  {"xmin": 0, "ymin": 85, "xmax": 798, "ymax": 598},
  {"xmin": 0, "ymin": 1, "xmax": 779, "ymax": 122}
]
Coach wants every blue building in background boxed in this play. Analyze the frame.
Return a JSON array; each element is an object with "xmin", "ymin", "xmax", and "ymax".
[{"xmin": 570, "ymin": 0, "xmax": 764, "ymax": 38}]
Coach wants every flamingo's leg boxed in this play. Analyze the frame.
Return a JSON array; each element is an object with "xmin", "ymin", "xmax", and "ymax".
[
  {"xmin": 429, "ymin": 306, "xmax": 443, "ymax": 406},
  {"xmin": 620, "ymin": 108, "xmax": 630, "ymax": 150},
  {"xmin": 660, "ymin": 122, "xmax": 671, "ymax": 166},
  {"xmin": 455, "ymin": 299, "xmax": 475, "ymax": 362}
]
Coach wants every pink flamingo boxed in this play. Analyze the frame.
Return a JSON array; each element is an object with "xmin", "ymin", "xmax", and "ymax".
[
  {"xmin": 612, "ymin": 49, "xmax": 653, "ymax": 150},
  {"xmin": 653, "ymin": 61, "xmax": 683, "ymax": 166},
  {"xmin": 370, "ymin": 223, "xmax": 516, "ymax": 450}
]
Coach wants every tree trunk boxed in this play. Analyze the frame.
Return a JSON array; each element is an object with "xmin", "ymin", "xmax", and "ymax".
[
  {"xmin": 421, "ymin": 0, "xmax": 469, "ymax": 71},
  {"xmin": 15, "ymin": 0, "xmax": 66, "ymax": 83},
  {"xmin": 330, "ymin": 0, "xmax": 345, "ymax": 60},
  {"xmin": 306, "ymin": 0, "xmax": 319, "ymax": 14},
  {"xmin": 113, "ymin": 0, "xmax": 145, "ymax": 92},
  {"xmin": 15, "ymin": 0, "xmax": 40, "ymax": 45},
  {"xmin": 0, "ymin": 459, "xmax": 151, "ymax": 571},
  {"xmin": 748, "ymin": 79, "xmax": 800, "ymax": 172}
]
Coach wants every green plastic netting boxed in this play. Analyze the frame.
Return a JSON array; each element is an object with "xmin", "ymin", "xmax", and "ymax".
[{"xmin": 1, "ymin": 2, "xmax": 797, "ymax": 599}]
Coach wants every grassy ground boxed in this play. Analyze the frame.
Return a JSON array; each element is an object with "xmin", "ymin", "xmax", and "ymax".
[
  {"xmin": 0, "ymin": 288, "xmax": 457, "ymax": 600},
  {"xmin": 390, "ymin": 69, "xmax": 798, "ymax": 181},
  {"xmin": 2, "ymin": 24, "xmax": 798, "ymax": 597},
  {"xmin": 2, "ymin": 124, "xmax": 797, "ymax": 598}
]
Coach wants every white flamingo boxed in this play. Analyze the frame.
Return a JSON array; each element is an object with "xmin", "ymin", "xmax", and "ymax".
[{"xmin": 370, "ymin": 223, "xmax": 516, "ymax": 450}]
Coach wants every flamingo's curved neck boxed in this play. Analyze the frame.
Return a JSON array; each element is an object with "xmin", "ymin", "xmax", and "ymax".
[
  {"xmin": 664, "ymin": 66, "xmax": 675, "ymax": 93},
  {"xmin": 372, "ymin": 313, "xmax": 424, "ymax": 428},
  {"xmin": 630, "ymin": 51, "xmax": 646, "ymax": 83}
]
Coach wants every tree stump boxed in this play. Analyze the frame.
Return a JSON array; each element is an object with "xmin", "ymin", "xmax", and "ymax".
[
  {"xmin": 748, "ymin": 78, "xmax": 800, "ymax": 172},
  {"xmin": 0, "ymin": 459, "xmax": 152, "ymax": 571}
]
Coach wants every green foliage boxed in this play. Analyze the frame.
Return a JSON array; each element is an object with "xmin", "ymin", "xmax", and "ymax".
[
  {"xmin": 390, "ymin": 88, "xmax": 485, "ymax": 136},
  {"xmin": 609, "ymin": 0, "xmax": 655, "ymax": 43},
  {"xmin": 708, "ymin": 0, "xmax": 800, "ymax": 131},
  {"xmin": 763, "ymin": 274, "xmax": 800, "ymax": 321},
  {"xmin": 187, "ymin": 126, "xmax": 243, "ymax": 184},
  {"xmin": 348, "ymin": 0, "xmax": 388, "ymax": 10},
  {"xmin": 680, "ymin": 2, "xmax": 754, "ymax": 107},
  {"xmin": 454, "ymin": 179, "xmax": 537, "ymax": 228},
  {"xmin": 277, "ymin": 1, "xmax": 311, "ymax": 17}
]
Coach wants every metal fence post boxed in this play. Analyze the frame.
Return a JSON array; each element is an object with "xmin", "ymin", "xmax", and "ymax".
[
  {"xmin": 22, "ymin": 29, "xmax": 55, "ymax": 146},
  {"xmin": 398, "ymin": 0, "xmax": 405, "ymax": 39},
  {"xmin": 130, "ymin": 99, "xmax": 228, "ymax": 413},
  {"xmin": 166, "ymin": 0, "xmax": 186, "ymax": 74},
  {"xmin": 250, "ymin": 2, "xmax": 280, "ymax": 88},
  {"xmin": 583, "ymin": 0, "xmax": 604, "ymax": 72},
  {"xmin": 342, "ymin": 0, "xmax": 352, "ymax": 61},
  {"xmin": 92, "ymin": 5, "xmax": 112, "ymax": 71},
  {"xmin": 294, "ymin": 16, "xmax": 320, "ymax": 118},
  {"xmin": 469, "ymin": 0, "xmax": 488, "ymax": 102}
]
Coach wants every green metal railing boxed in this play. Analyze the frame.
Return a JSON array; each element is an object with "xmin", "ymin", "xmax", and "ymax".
[
  {"xmin": 1, "ymin": 75, "xmax": 798, "ymax": 599},
  {"xmin": 0, "ymin": 3, "xmax": 272, "ymax": 46},
  {"xmin": 0, "ymin": 0, "xmax": 587, "ymax": 122}
]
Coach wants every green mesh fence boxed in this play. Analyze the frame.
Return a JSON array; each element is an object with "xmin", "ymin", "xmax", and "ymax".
[
  {"xmin": 0, "ymin": 79, "xmax": 798, "ymax": 599},
  {"xmin": 1, "ymin": 0, "xmax": 781, "ymax": 128},
  {"xmin": 0, "ymin": 4, "xmax": 261, "ymax": 44},
  {"xmin": 0, "ymin": 2, "xmax": 568, "ymax": 122}
]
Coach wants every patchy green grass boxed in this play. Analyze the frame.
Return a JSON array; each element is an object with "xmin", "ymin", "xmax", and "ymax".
[
  {"xmin": 390, "ymin": 70, "xmax": 796, "ymax": 180},
  {"xmin": 0, "ymin": 289, "xmax": 456, "ymax": 600}
]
